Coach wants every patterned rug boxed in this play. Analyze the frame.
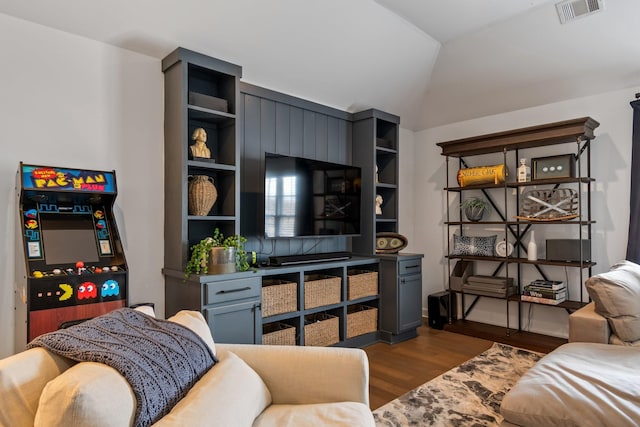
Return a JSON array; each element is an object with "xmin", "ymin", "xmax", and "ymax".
[{"xmin": 373, "ymin": 342, "xmax": 543, "ymax": 427}]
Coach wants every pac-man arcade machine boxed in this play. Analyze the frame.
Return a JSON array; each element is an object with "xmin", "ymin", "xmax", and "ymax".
[{"xmin": 15, "ymin": 163, "xmax": 128, "ymax": 349}]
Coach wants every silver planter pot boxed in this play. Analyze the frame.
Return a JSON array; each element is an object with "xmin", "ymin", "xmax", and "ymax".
[{"xmin": 207, "ymin": 247, "xmax": 236, "ymax": 274}]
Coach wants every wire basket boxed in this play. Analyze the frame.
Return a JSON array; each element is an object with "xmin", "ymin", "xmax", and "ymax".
[
  {"xmin": 262, "ymin": 322, "xmax": 296, "ymax": 346},
  {"xmin": 262, "ymin": 279, "xmax": 297, "ymax": 317},
  {"xmin": 304, "ymin": 313, "xmax": 339, "ymax": 346},
  {"xmin": 347, "ymin": 270, "xmax": 378, "ymax": 300},
  {"xmin": 347, "ymin": 304, "xmax": 378, "ymax": 339},
  {"xmin": 304, "ymin": 274, "xmax": 341, "ymax": 309}
]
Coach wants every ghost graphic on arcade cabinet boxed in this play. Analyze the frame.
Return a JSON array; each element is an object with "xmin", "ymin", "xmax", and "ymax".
[
  {"xmin": 78, "ymin": 282, "xmax": 98, "ymax": 300},
  {"xmin": 101, "ymin": 280, "xmax": 120, "ymax": 297}
]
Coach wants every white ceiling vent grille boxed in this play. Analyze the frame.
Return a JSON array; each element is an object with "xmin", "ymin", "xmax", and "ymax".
[{"xmin": 556, "ymin": 0, "xmax": 604, "ymax": 24}]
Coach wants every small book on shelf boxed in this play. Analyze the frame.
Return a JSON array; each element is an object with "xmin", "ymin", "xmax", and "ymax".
[
  {"xmin": 522, "ymin": 288, "xmax": 567, "ymax": 300},
  {"xmin": 527, "ymin": 280, "xmax": 565, "ymax": 290},
  {"xmin": 521, "ymin": 294, "xmax": 567, "ymax": 305}
]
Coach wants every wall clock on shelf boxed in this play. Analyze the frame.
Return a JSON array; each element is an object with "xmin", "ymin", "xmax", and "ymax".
[{"xmin": 495, "ymin": 240, "xmax": 514, "ymax": 258}]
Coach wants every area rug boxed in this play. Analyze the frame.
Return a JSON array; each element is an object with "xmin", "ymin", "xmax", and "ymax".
[{"xmin": 373, "ymin": 342, "xmax": 543, "ymax": 427}]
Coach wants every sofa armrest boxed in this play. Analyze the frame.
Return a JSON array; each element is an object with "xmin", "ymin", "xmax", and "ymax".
[
  {"xmin": 569, "ymin": 302, "xmax": 610, "ymax": 344},
  {"xmin": 217, "ymin": 344, "xmax": 369, "ymax": 406}
]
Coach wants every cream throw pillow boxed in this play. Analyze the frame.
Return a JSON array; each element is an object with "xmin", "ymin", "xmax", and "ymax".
[
  {"xmin": 167, "ymin": 310, "xmax": 216, "ymax": 356},
  {"xmin": 33, "ymin": 310, "xmax": 218, "ymax": 427},
  {"xmin": 153, "ymin": 350, "xmax": 272, "ymax": 427},
  {"xmin": 34, "ymin": 362, "xmax": 136, "ymax": 427},
  {"xmin": 586, "ymin": 260, "xmax": 640, "ymax": 342}
]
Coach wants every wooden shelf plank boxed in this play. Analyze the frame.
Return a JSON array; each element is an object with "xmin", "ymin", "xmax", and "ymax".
[
  {"xmin": 443, "ymin": 319, "xmax": 567, "ymax": 353},
  {"xmin": 444, "ymin": 176, "xmax": 594, "ymax": 191},
  {"xmin": 445, "ymin": 255, "xmax": 596, "ymax": 268},
  {"xmin": 445, "ymin": 220, "xmax": 596, "ymax": 225},
  {"xmin": 506, "ymin": 294, "xmax": 588, "ymax": 311},
  {"xmin": 437, "ymin": 117, "xmax": 599, "ymax": 157}
]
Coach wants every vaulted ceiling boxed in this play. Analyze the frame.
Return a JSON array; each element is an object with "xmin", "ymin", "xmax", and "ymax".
[{"xmin": 1, "ymin": 0, "xmax": 638, "ymax": 130}]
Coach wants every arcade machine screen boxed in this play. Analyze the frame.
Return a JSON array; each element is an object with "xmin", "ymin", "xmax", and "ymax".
[
  {"xmin": 16, "ymin": 163, "xmax": 129, "ymax": 349},
  {"xmin": 40, "ymin": 215, "xmax": 100, "ymax": 265}
]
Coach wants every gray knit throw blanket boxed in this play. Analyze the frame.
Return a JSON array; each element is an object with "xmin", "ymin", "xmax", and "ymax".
[{"xmin": 28, "ymin": 307, "xmax": 217, "ymax": 427}]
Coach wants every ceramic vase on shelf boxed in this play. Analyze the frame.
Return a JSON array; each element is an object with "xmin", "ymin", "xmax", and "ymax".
[
  {"xmin": 188, "ymin": 175, "xmax": 218, "ymax": 216},
  {"xmin": 527, "ymin": 230, "xmax": 538, "ymax": 261}
]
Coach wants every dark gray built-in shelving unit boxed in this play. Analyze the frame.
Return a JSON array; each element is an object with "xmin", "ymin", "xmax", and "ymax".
[
  {"xmin": 351, "ymin": 109, "xmax": 424, "ymax": 343},
  {"xmin": 162, "ymin": 48, "xmax": 425, "ymax": 347},
  {"xmin": 351, "ymin": 109, "xmax": 400, "ymax": 255},
  {"xmin": 162, "ymin": 47, "xmax": 242, "ymax": 272}
]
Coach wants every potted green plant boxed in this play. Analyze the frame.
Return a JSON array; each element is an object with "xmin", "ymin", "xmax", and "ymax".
[
  {"xmin": 461, "ymin": 197, "xmax": 491, "ymax": 221},
  {"xmin": 185, "ymin": 228, "xmax": 250, "ymax": 276}
]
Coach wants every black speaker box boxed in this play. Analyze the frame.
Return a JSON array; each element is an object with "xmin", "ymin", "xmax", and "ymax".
[
  {"xmin": 428, "ymin": 291, "xmax": 457, "ymax": 330},
  {"xmin": 546, "ymin": 239, "xmax": 591, "ymax": 262}
]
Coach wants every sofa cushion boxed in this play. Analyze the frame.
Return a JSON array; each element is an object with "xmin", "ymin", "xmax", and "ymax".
[
  {"xmin": 34, "ymin": 350, "xmax": 272, "ymax": 427},
  {"xmin": 0, "ymin": 348, "xmax": 75, "ymax": 427},
  {"xmin": 28, "ymin": 308, "xmax": 216, "ymax": 427},
  {"xmin": 153, "ymin": 350, "xmax": 272, "ymax": 427},
  {"xmin": 168, "ymin": 310, "xmax": 216, "ymax": 355},
  {"xmin": 586, "ymin": 260, "xmax": 640, "ymax": 342},
  {"xmin": 253, "ymin": 402, "xmax": 375, "ymax": 427},
  {"xmin": 33, "ymin": 309, "xmax": 217, "ymax": 427},
  {"xmin": 34, "ymin": 362, "xmax": 136, "ymax": 427},
  {"xmin": 500, "ymin": 342, "xmax": 640, "ymax": 427}
]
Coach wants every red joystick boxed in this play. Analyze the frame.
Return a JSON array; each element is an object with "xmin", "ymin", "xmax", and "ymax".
[{"xmin": 76, "ymin": 261, "xmax": 84, "ymax": 275}]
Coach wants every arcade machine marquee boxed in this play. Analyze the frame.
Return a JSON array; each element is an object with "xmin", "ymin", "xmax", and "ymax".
[{"xmin": 16, "ymin": 163, "xmax": 128, "ymax": 349}]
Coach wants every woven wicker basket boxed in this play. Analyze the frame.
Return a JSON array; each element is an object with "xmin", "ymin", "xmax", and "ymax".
[
  {"xmin": 346, "ymin": 305, "xmax": 378, "ymax": 339},
  {"xmin": 262, "ymin": 322, "xmax": 296, "ymax": 346},
  {"xmin": 304, "ymin": 274, "xmax": 341, "ymax": 309},
  {"xmin": 347, "ymin": 270, "xmax": 378, "ymax": 300},
  {"xmin": 262, "ymin": 279, "xmax": 297, "ymax": 317},
  {"xmin": 188, "ymin": 175, "xmax": 217, "ymax": 216},
  {"xmin": 304, "ymin": 313, "xmax": 339, "ymax": 346}
]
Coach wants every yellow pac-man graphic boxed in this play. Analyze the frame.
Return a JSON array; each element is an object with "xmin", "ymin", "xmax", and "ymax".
[{"xmin": 59, "ymin": 284, "xmax": 73, "ymax": 301}]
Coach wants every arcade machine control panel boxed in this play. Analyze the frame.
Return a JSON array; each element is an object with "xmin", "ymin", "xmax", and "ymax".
[{"xmin": 15, "ymin": 163, "xmax": 128, "ymax": 349}]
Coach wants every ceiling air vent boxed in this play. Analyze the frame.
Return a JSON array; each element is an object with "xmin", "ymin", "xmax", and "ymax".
[{"xmin": 556, "ymin": 0, "xmax": 604, "ymax": 24}]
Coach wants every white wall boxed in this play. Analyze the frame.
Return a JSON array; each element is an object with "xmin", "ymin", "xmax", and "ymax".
[
  {"xmin": 0, "ymin": 14, "xmax": 164, "ymax": 357},
  {"xmin": 410, "ymin": 86, "xmax": 639, "ymax": 337}
]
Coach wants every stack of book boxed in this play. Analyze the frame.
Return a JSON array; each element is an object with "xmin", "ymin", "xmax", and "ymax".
[{"xmin": 521, "ymin": 280, "xmax": 567, "ymax": 305}]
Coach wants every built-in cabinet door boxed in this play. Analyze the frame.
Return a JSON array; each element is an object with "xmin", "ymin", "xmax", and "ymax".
[
  {"xmin": 205, "ymin": 300, "xmax": 261, "ymax": 344},
  {"xmin": 398, "ymin": 274, "xmax": 423, "ymax": 332}
]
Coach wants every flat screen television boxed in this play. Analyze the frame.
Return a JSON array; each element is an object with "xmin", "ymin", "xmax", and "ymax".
[{"xmin": 264, "ymin": 153, "xmax": 362, "ymax": 238}]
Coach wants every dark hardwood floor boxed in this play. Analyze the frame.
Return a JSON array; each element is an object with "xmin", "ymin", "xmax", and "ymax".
[{"xmin": 364, "ymin": 321, "xmax": 566, "ymax": 410}]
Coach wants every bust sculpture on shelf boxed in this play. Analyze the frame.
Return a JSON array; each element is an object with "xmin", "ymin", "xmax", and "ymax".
[
  {"xmin": 190, "ymin": 127, "xmax": 211, "ymax": 159},
  {"xmin": 375, "ymin": 194, "xmax": 383, "ymax": 215}
]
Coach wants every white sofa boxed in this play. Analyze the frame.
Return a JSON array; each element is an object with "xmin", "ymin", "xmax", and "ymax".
[
  {"xmin": 0, "ymin": 310, "xmax": 374, "ymax": 427},
  {"xmin": 500, "ymin": 261, "xmax": 640, "ymax": 427}
]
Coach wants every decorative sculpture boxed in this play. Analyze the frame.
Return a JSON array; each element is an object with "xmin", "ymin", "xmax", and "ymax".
[
  {"xmin": 190, "ymin": 128, "xmax": 211, "ymax": 159},
  {"xmin": 375, "ymin": 194, "xmax": 383, "ymax": 215}
]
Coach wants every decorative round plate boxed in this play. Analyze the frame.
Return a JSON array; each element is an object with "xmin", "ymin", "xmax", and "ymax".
[
  {"xmin": 376, "ymin": 232, "xmax": 408, "ymax": 254},
  {"xmin": 495, "ymin": 240, "xmax": 513, "ymax": 257}
]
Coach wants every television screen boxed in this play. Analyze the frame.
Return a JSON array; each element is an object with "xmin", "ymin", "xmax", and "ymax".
[{"xmin": 264, "ymin": 153, "xmax": 361, "ymax": 238}]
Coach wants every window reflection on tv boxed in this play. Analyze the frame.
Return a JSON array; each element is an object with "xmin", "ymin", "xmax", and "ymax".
[{"xmin": 264, "ymin": 153, "xmax": 361, "ymax": 238}]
